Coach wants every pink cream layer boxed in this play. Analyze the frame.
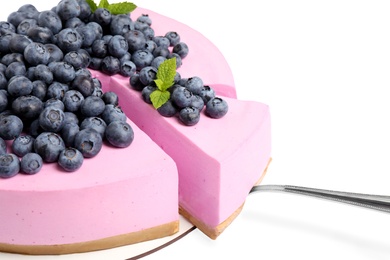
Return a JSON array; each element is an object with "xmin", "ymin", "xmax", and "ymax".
[
  {"xmin": 104, "ymin": 73, "xmax": 272, "ymax": 229},
  {"xmin": 131, "ymin": 8, "xmax": 237, "ymax": 98},
  {"xmin": 0, "ymin": 119, "xmax": 178, "ymax": 246}
]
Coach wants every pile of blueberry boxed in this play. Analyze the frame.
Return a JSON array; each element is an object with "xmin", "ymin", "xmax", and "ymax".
[
  {"xmin": 0, "ymin": 0, "xmax": 229, "ymax": 178},
  {"xmin": 0, "ymin": 0, "xmax": 143, "ymax": 178}
]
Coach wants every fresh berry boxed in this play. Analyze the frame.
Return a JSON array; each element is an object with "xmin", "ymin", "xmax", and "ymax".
[
  {"xmin": 58, "ymin": 147, "xmax": 84, "ymax": 172},
  {"xmin": 20, "ymin": 152, "xmax": 43, "ymax": 175},
  {"xmin": 105, "ymin": 120, "xmax": 134, "ymax": 148},
  {"xmin": 179, "ymin": 107, "xmax": 200, "ymax": 126},
  {"xmin": 12, "ymin": 134, "xmax": 35, "ymax": 157},
  {"xmin": 0, "ymin": 115, "xmax": 23, "ymax": 140},
  {"xmin": 73, "ymin": 128, "xmax": 103, "ymax": 158},
  {"xmin": 205, "ymin": 97, "xmax": 229, "ymax": 119},
  {"xmin": 0, "ymin": 153, "xmax": 20, "ymax": 179},
  {"xmin": 34, "ymin": 132, "xmax": 65, "ymax": 163}
]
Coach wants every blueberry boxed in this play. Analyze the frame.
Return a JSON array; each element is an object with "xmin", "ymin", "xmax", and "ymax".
[
  {"xmin": 12, "ymin": 134, "xmax": 35, "ymax": 157},
  {"xmin": 151, "ymin": 56, "xmax": 166, "ymax": 69},
  {"xmin": 101, "ymin": 56, "xmax": 121, "ymax": 75},
  {"xmin": 1, "ymin": 53, "xmax": 24, "ymax": 66},
  {"xmin": 58, "ymin": 147, "xmax": 84, "ymax": 172},
  {"xmin": 63, "ymin": 111, "xmax": 79, "ymax": 125},
  {"xmin": 11, "ymin": 95, "xmax": 43, "ymax": 120},
  {"xmin": 71, "ymin": 74, "xmax": 94, "ymax": 97},
  {"xmin": 131, "ymin": 49, "xmax": 154, "ymax": 70},
  {"xmin": 20, "ymin": 152, "xmax": 43, "ymax": 175},
  {"xmin": 76, "ymin": 22, "xmax": 102, "ymax": 48},
  {"xmin": 24, "ymin": 42, "xmax": 50, "ymax": 66},
  {"xmin": 144, "ymin": 40, "xmax": 157, "ymax": 53},
  {"xmin": 76, "ymin": 0, "xmax": 92, "ymax": 21},
  {"xmin": 9, "ymin": 34, "xmax": 32, "ymax": 53},
  {"xmin": 108, "ymin": 35, "xmax": 129, "ymax": 58},
  {"xmin": 110, "ymin": 14, "xmax": 134, "ymax": 35},
  {"xmin": 46, "ymin": 81, "xmax": 69, "ymax": 100},
  {"xmin": 73, "ymin": 128, "xmax": 102, "ymax": 158},
  {"xmin": 167, "ymin": 53, "xmax": 182, "ymax": 68},
  {"xmin": 62, "ymin": 89, "xmax": 84, "ymax": 112},
  {"xmin": 189, "ymin": 95, "xmax": 205, "ymax": 111},
  {"xmin": 80, "ymin": 116, "xmax": 107, "ymax": 138},
  {"xmin": 157, "ymin": 99, "xmax": 178, "ymax": 117},
  {"xmin": 56, "ymin": 0, "xmax": 81, "ymax": 21},
  {"xmin": 124, "ymin": 30, "xmax": 146, "ymax": 53},
  {"xmin": 56, "ymin": 28, "xmax": 83, "ymax": 53},
  {"xmin": 34, "ymin": 64, "xmax": 54, "ymax": 85},
  {"xmin": 120, "ymin": 60, "xmax": 137, "ymax": 77},
  {"xmin": 26, "ymin": 26, "xmax": 54, "ymax": 44},
  {"xmin": 16, "ymin": 18, "xmax": 38, "ymax": 35},
  {"xmin": 129, "ymin": 73, "xmax": 145, "ymax": 91},
  {"xmin": 0, "ymin": 153, "xmax": 20, "ymax": 179},
  {"xmin": 0, "ymin": 72, "xmax": 8, "ymax": 90},
  {"xmin": 173, "ymin": 42, "xmax": 189, "ymax": 58},
  {"xmin": 153, "ymin": 36, "xmax": 170, "ymax": 48},
  {"xmin": 39, "ymin": 106, "xmax": 66, "ymax": 132},
  {"xmin": 101, "ymin": 104, "xmax": 127, "ymax": 125},
  {"xmin": 205, "ymin": 97, "xmax": 229, "ymax": 119},
  {"xmin": 165, "ymin": 31, "xmax": 180, "ymax": 46},
  {"xmin": 50, "ymin": 61, "xmax": 76, "ymax": 83},
  {"xmin": 34, "ymin": 132, "xmax": 65, "ymax": 162},
  {"xmin": 60, "ymin": 122, "xmax": 79, "ymax": 147},
  {"xmin": 37, "ymin": 10, "xmax": 62, "ymax": 34},
  {"xmin": 199, "ymin": 85, "xmax": 216, "ymax": 103},
  {"xmin": 0, "ymin": 90, "xmax": 8, "ymax": 112},
  {"xmin": 28, "ymin": 118, "xmax": 43, "ymax": 137},
  {"xmin": 5, "ymin": 61, "xmax": 26, "ymax": 79},
  {"xmin": 91, "ymin": 39, "xmax": 108, "ymax": 58},
  {"xmin": 184, "ymin": 76, "xmax": 203, "ymax": 95},
  {"xmin": 0, "ymin": 21, "xmax": 16, "ymax": 34},
  {"xmin": 105, "ymin": 120, "xmax": 134, "ymax": 148},
  {"xmin": 80, "ymin": 96, "xmax": 105, "ymax": 117},
  {"xmin": 102, "ymin": 91, "xmax": 119, "ymax": 106},
  {"xmin": 179, "ymin": 107, "xmax": 200, "ymax": 126},
  {"xmin": 0, "ymin": 137, "xmax": 6, "ymax": 155},
  {"xmin": 139, "ymin": 66, "xmax": 157, "ymax": 85},
  {"xmin": 45, "ymin": 43, "xmax": 64, "ymax": 63},
  {"xmin": 152, "ymin": 46, "xmax": 170, "ymax": 58},
  {"xmin": 44, "ymin": 98, "xmax": 65, "ymax": 110},
  {"xmin": 171, "ymin": 86, "xmax": 193, "ymax": 108},
  {"xmin": 136, "ymin": 14, "xmax": 152, "ymax": 26},
  {"xmin": 91, "ymin": 8, "xmax": 112, "ymax": 26},
  {"xmin": 0, "ymin": 115, "xmax": 23, "ymax": 140},
  {"xmin": 64, "ymin": 17, "xmax": 85, "ymax": 29},
  {"xmin": 141, "ymin": 85, "xmax": 156, "ymax": 104},
  {"xmin": 0, "ymin": 33, "xmax": 13, "ymax": 53},
  {"xmin": 63, "ymin": 51, "xmax": 86, "ymax": 70}
]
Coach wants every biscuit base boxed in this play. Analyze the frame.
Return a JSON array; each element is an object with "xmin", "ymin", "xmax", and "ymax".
[
  {"xmin": 0, "ymin": 220, "xmax": 179, "ymax": 255},
  {"xmin": 180, "ymin": 158, "xmax": 272, "ymax": 239}
]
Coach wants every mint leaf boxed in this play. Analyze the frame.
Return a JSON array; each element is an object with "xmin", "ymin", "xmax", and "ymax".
[
  {"xmin": 98, "ymin": 0, "xmax": 110, "ymax": 8},
  {"xmin": 86, "ymin": 0, "xmax": 98, "ymax": 12},
  {"xmin": 150, "ymin": 89, "xmax": 171, "ymax": 109},
  {"xmin": 107, "ymin": 2, "xmax": 137, "ymax": 14},
  {"xmin": 155, "ymin": 57, "xmax": 177, "ymax": 91},
  {"xmin": 86, "ymin": 0, "xmax": 137, "ymax": 14}
]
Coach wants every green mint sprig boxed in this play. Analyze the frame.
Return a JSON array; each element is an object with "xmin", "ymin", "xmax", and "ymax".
[
  {"xmin": 86, "ymin": 0, "xmax": 137, "ymax": 15},
  {"xmin": 150, "ymin": 57, "xmax": 177, "ymax": 109}
]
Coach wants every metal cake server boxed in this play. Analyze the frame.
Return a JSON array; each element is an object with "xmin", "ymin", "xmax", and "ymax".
[{"xmin": 250, "ymin": 185, "xmax": 390, "ymax": 213}]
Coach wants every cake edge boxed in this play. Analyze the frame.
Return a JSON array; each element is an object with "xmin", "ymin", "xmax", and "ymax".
[
  {"xmin": 0, "ymin": 220, "xmax": 179, "ymax": 255},
  {"xmin": 179, "ymin": 158, "xmax": 272, "ymax": 239}
]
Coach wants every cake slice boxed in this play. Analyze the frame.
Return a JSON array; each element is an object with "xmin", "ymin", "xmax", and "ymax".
[
  {"xmin": 0, "ymin": 119, "xmax": 179, "ymax": 255},
  {"xmin": 96, "ymin": 72, "xmax": 271, "ymax": 239}
]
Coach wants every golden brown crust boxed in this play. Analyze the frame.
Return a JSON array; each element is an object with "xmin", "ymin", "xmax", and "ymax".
[
  {"xmin": 180, "ymin": 158, "xmax": 272, "ymax": 239},
  {"xmin": 0, "ymin": 221, "xmax": 179, "ymax": 255}
]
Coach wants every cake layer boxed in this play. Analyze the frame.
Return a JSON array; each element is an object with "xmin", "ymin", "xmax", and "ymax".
[
  {"xmin": 0, "ymin": 119, "xmax": 179, "ymax": 253},
  {"xmin": 131, "ymin": 8, "xmax": 237, "ymax": 98},
  {"xmin": 105, "ymin": 74, "xmax": 271, "ymax": 237}
]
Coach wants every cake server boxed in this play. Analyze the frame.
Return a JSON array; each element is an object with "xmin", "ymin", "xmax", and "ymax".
[{"xmin": 250, "ymin": 185, "xmax": 390, "ymax": 213}]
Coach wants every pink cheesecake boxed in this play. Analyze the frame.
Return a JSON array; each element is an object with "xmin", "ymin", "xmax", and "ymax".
[{"xmin": 0, "ymin": 3, "xmax": 271, "ymax": 256}]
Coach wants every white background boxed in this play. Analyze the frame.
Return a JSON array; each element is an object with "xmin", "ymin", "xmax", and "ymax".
[{"xmin": 2, "ymin": 0, "xmax": 390, "ymax": 259}]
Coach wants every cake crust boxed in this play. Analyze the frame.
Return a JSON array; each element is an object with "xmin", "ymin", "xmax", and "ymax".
[{"xmin": 0, "ymin": 221, "xmax": 179, "ymax": 255}]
